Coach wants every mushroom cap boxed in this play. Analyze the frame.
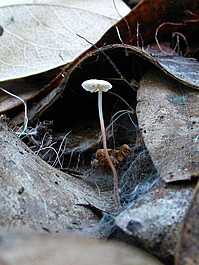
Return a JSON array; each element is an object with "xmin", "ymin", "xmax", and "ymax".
[{"xmin": 81, "ymin": 79, "xmax": 112, "ymax": 93}]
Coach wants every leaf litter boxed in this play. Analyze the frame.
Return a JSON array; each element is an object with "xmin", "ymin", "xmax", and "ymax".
[{"xmin": 0, "ymin": 1, "xmax": 198, "ymax": 262}]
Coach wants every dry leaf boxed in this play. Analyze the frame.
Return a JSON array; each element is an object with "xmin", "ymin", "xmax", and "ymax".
[
  {"xmin": 0, "ymin": 0, "xmax": 130, "ymax": 18},
  {"xmin": 0, "ymin": 1, "xmax": 130, "ymax": 81},
  {"xmin": 136, "ymin": 68, "xmax": 199, "ymax": 182},
  {"xmin": 0, "ymin": 117, "xmax": 118, "ymax": 235},
  {"xmin": 175, "ymin": 180, "xmax": 199, "ymax": 265},
  {"xmin": 148, "ymin": 49, "xmax": 199, "ymax": 89},
  {"xmin": 0, "ymin": 67, "xmax": 61, "ymax": 113},
  {"xmin": 94, "ymin": 0, "xmax": 199, "ymax": 48},
  {"xmin": 115, "ymin": 178, "xmax": 195, "ymax": 264}
]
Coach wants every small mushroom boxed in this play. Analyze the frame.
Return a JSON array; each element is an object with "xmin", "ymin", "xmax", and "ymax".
[{"xmin": 81, "ymin": 79, "xmax": 120, "ymax": 209}]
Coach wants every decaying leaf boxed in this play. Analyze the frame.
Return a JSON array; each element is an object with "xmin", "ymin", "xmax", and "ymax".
[
  {"xmin": 94, "ymin": 0, "xmax": 199, "ymax": 48},
  {"xmin": 146, "ymin": 48, "xmax": 199, "ymax": 89},
  {"xmin": 0, "ymin": 67, "xmax": 61, "ymax": 113},
  {"xmin": 40, "ymin": 44, "xmax": 196, "ymax": 129},
  {"xmin": 175, "ymin": 180, "xmax": 199, "ymax": 265},
  {"xmin": 34, "ymin": 44, "xmax": 198, "ymax": 125},
  {"xmin": 136, "ymin": 68, "xmax": 199, "ymax": 182},
  {"xmin": 115, "ymin": 178, "xmax": 196, "ymax": 264},
  {"xmin": 0, "ymin": 117, "xmax": 118, "ymax": 235},
  {"xmin": 0, "ymin": 0, "xmax": 130, "ymax": 81}
]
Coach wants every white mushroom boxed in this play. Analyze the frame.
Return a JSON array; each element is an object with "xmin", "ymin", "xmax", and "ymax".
[{"xmin": 81, "ymin": 79, "xmax": 120, "ymax": 209}]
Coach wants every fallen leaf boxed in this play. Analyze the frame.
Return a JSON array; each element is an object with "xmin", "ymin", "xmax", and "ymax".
[
  {"xmin": 0, "ymin": 117, "xmax": 118, "ymax": 235},
  {"xmin": 175, "ymin": 180, "xmax": 199, "ymax": 265},
  {"xmin": 136, "ymin": 68, "xmax": 199, "ymax": 182},
  {"xmin": 94, "ymin": 0, "xmax": 199, "ymax": 48},
  {"xmin": 0, "ymin": 0, "xmax": 129, "ymax": 19},
  {"xmin": 146, "ymin": 48, "xmax": 199, "ymax": 89},
  {"xmin": 0, "ymin": 67, "xmax": 61, "ymax": 113},
  {"xmin": 115, "ymin": 178, "xmax": 195, "ymax": 264},
  {"xmin": 0, "ymin": 0, "xmax": 130, "ymax": 81}
]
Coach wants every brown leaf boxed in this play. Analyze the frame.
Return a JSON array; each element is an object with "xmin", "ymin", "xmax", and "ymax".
[
  {"xmin": 95, "ymin": 0, "xmax": 199, "ymax": 47},
  {"xmin": 48, "ymin": 44, "xmax": 198, "ymax": 134},
  {"xmin": 0, "ymin": 67, "xmax": 61, "ymax": 113}
]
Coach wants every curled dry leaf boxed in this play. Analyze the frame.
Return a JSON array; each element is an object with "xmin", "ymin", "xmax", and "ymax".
[{"xmin": 25, "ymin": 43, "xmax": 198, "ymax": 124}]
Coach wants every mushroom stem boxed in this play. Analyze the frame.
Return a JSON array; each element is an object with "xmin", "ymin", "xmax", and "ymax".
[{"xmin": 98, "ymin": 89, "xmax": 120, "ymax": 209}]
